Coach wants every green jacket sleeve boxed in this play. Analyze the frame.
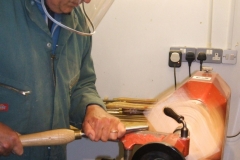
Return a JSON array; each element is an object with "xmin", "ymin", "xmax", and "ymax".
[{"xmin": 69, "ymin": 37, "xmax": 106, "ymax": 129}]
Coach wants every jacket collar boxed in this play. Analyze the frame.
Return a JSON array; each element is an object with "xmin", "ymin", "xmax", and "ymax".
[{"xmin": 24, "ymin": 0, "xmax": 78, "ymax": 41}]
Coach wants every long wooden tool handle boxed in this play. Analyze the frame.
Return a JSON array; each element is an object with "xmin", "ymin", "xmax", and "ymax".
[
  {"xmin": 20, "ymin": 125, "xmax": 149, "ymax": 147},
  {"xmin": 20, "ymin": 129, "xmax": 82, "ymax": 147}
]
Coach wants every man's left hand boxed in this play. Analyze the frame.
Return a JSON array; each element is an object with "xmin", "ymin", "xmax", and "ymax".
[{"xmin": 82, "ymin": 105, "xmax": 126, "ymax": 142}]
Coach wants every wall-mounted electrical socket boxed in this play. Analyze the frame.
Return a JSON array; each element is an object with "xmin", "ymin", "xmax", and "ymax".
[
  {"xmin": 222, "ymin": 50, "xmax": 237, "ymax": 64},
  {"xmin": 170, "ymin": 47, "xmax": 196, "ymax": 62},
  {"xmin": 196, "ymin": 48, "xmax": 223, "ymax": 64}
]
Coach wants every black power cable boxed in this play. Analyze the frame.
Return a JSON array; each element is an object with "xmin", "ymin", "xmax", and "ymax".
[
  {"xmin": 185, "ymin": 52, "xmax": 195, "ymax": 77},
  {"xmin": 197, "ymin": 52, "xmax": 206, "ymax": 71},
  {"xmin": 169, "ymin": 51, "xmax": 182, "ymax": 90}
]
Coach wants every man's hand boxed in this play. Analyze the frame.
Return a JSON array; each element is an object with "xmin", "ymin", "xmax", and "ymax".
[
  {"xmin": 0, "ymin": 123, "xmax": 23, "ymax": 156},
  {"xmin": 82, "ymin": 105, "xmax": 126, "ymax": 142}
]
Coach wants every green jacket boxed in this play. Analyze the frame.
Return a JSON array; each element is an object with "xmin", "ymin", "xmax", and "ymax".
[{"xmin": 0, "ymin": 0, "xmax": 105, "ymax": 159}]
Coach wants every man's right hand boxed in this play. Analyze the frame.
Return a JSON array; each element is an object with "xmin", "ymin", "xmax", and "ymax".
[{"xmin": 0, "ymin": 123, "xmax": 23, "ymax": 156}]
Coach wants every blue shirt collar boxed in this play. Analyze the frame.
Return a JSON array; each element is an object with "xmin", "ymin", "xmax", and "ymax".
[{"xmin": 35, "ymin": 0, "xmax": 62, "ymax": 53}]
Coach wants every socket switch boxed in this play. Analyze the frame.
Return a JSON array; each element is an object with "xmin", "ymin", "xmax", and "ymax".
[{"xmin": 222, "ymin": 50, "xmax": 237, "ymax": 64}]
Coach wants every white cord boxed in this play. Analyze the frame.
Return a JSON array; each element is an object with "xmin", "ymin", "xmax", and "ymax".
[{"xmin": 41, "ymin": 0, "xmax": 95, "ymax": 36}]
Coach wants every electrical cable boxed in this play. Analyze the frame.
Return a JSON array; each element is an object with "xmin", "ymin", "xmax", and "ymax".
[
  {"xmin": 188, "ymin": 65, "xmax": 191, "ymax": 77},
  {"xmin": 185, "ymin": 52, "xmax": 195, "ymax": 77},
  {"xmin": 174, "ymin": 64, "xmax": 176, "ymax": 89},
  {"xmin": 197, "ymin": 52, "xmax": 206, "ymax": 71},
  {"xmin": 227, "ymin": 131, "xmax": 240, "ymax": 138},
  {"xmin": 169, "ymin": 52, "xmax": 181, "ymax": 90}
]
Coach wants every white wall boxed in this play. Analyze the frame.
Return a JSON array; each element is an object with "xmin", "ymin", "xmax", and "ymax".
[{"xmin": 67, "ymin": 0, "xmax": 240, "ymax": 159}]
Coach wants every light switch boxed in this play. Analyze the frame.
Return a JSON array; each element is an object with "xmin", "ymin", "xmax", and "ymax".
[{"xmin": 222, "ymin": 50, "xmax": 237, "ymax": 64}]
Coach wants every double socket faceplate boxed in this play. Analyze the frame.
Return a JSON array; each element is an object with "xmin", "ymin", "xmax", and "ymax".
[
  {"xmin": 170, "ymin": 47, "xmax": 196, "ymax": 62},
  {"xmin": 196, "ymin": 48, "xmax": 222, "ymax": 64}
]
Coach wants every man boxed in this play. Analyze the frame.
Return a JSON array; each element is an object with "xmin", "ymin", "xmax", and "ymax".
[{"xmin": 0, "ymin": 0, "xmax": 125, "ymax": 159}]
